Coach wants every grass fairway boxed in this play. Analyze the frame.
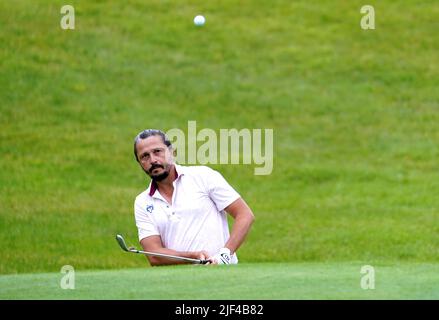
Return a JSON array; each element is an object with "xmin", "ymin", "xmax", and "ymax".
[{"xmin": 1, "ymin": 263, "xmax": 438, "ymax": 300}]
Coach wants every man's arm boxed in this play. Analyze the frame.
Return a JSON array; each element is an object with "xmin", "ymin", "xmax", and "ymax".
[
  {"xmin": 223, "ymin": 197, "xmax": 255, "ymax": 254},
  {"xmin": 140, "ymin": 235, "xmax": 209, "ymax": 266}
]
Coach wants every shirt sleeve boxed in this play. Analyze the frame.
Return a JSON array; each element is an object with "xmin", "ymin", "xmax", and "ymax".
[
  {"xmin": 134, "ymin": 197, "xmax": 160, "ymax": 242},
  {"xmin": 203, "ymin": 167, "xmax": 241, "ymax": 212}
]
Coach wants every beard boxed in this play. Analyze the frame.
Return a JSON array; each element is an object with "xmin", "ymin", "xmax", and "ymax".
[
  {"xmin": 145, "ymin": 164, "xmax": 171, "ymax": 182},
  {"xmin": 151, "ymin": 170, "xmax": 170, "ymax": 182}
]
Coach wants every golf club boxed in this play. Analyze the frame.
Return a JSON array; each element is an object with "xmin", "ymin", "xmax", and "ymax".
[{"xmin": 115, "ymin": 234, "xmax": 209, "ymax": 264}]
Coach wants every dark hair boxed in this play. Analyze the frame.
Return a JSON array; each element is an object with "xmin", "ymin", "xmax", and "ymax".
[{"xmin": 133, "ymin": 129, "xmax": 172, "ymax": 162}]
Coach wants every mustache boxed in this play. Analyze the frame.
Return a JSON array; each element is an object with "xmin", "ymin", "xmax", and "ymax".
[{"xmin": 149, "ymin": 164, "xmax": 164, "ymax": 173}]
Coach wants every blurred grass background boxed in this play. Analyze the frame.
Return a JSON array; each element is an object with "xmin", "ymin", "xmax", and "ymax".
[{"xmin": 0, "ymin": 0, "xmax": 438, "ymax": 274}]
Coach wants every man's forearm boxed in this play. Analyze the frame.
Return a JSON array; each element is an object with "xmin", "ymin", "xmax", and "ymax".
[
  {"xmin": 224, "ymin": 211, "xmax": 254, "ymax": 254},
  {"xmin": 146, "ymin": 248, "xmax": 201, "ymax": 266}
]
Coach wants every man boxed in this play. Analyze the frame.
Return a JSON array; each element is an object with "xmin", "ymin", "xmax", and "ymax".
[{"xmin": 133, "ymin": 129, "xmax": 255, "ymax": 266}]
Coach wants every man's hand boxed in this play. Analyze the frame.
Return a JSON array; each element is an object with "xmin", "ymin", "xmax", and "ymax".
[
  {"xmin": 192, "ymin": 250, "xmax": 210, "ymax": 262},
  {"xmin": 210, "ymin": 248, "xmax": 232, "ymax": 265}
]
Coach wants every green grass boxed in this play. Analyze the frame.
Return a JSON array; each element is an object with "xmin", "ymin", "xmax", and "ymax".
[
  {"xmin": 1, "ymin": 262, "xmax": 438, "ymax": 299},
  {"xmin": 1, "ymin": 0, "xmax": 438, "ymax": 279}
]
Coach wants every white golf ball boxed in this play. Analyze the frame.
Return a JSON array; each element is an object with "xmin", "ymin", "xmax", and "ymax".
[{"xmin": 194, "ymin": 15, "xmax": 206, "ymax": 26}]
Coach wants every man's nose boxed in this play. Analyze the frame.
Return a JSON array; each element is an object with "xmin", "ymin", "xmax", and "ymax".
[{"xmin": 149, "ymin": 153, "xmax": 159, "ymax": 163}]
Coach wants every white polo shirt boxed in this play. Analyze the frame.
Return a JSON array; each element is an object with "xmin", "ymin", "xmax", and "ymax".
[{"xmin": 134, "ymin": 164, "xmax": 240, "ymax": 262}]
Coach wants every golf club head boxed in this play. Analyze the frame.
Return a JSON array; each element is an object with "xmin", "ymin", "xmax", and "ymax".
[{"xmin": 115, "ymin": 234, "xmax": 130, "ymax": 252}]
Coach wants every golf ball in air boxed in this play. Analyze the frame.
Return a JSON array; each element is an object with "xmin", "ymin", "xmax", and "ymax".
[{"xmin": 194, "ymin": 15, "xmax": 205, "ymax": 26}]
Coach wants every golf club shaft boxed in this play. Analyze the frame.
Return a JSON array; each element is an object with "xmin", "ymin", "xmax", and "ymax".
[
  {"xmin": 116, "ymin": 234, "xmax": 209, "ymax": 264},
  {"xmin": 129, "ymin": 248, "xmax": 208, "ymax": 264}
]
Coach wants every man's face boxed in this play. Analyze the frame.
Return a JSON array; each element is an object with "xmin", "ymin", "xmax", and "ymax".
[{"xmin": 135, "ymin": 135, "xmax": 174, "ymax": 181}]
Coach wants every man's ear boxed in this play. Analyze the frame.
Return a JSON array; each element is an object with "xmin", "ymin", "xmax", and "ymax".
[{"xmin": 167, "ymin": 146, "xmax": 176, "ymax": 163}]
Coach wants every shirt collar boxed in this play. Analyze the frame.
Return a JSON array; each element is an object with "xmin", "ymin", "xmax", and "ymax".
[{"xmin": 147, "ymin": 164, "xmax": 185, "ymax": 196}]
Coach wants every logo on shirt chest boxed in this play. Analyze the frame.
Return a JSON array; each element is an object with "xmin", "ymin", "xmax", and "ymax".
[{"xmin": 146, "ymin": 204, "xmax": 154, "ymax": 213}]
